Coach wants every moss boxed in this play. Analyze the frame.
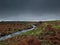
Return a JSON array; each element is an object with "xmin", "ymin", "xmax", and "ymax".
[
  {"xmin": 52, "ymin": 25, "xmax": 60, "ymax": 29},
  {"xmin": 0, "ymin": 41, "xmax": 5, "ymax": 45},
  {"xmin": 21, "ymin": 25, "xmax": 46, "ymax": 36}
]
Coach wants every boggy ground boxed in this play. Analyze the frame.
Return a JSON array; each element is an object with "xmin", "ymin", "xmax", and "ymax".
[{"xmin": 0, "ymin": 20, "xmax": 60, "ymax": 45}]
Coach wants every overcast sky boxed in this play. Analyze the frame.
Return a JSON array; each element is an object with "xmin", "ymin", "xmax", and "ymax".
[{"xmin": 0, "ymin": 0, "xmax": 60, "ymax": 21}]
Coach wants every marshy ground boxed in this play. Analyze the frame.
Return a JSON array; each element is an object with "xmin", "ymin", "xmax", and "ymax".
[{"xmin": 0, "ymin": 20, "xmax": 60, "ymax": 45}]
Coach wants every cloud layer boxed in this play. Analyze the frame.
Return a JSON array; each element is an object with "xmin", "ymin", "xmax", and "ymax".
[{"xmin": 0, "ymin": 0, "xmax": 60, "ymax": 21}]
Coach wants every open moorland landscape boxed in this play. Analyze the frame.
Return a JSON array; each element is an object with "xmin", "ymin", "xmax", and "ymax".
[
  {"xmin": 0, "ymin": 0, "xmax": 60, "ymax": 45},
  {"xmin": 0, "ymin": 20, "xmax": 60, "ymax": 45}
]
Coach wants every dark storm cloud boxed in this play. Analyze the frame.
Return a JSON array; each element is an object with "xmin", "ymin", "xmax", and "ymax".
[
  {"xmin": 32, "ymin": 0, "xmax": 60, "ymax": 13},
  {"xmin": 0, "ymin": 0, "xmax": 32, "ymax": 11},
  {"xmin": 0, "ymin": 0, "xmax": 60, "ymax": 11},
  {"xmin": 0, "ymin": 0, "xmax": 32, "ymax": 19},
  {"xmin": 0, "ymin": 0, "xmax": 29, "ymax": 8},
  {"xmin": 0, "ymin": 0, "xmax": 60, "ymax": 21}
]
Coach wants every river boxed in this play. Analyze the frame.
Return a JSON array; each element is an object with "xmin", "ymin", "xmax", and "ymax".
[{"xmin": 0, "ymin": 25, "xmax": 36, "ymax": 41}]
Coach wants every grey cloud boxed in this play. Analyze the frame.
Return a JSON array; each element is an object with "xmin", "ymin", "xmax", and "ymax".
[{"xmin": 0, "ymin": 0, "xmax": 60, "ymax": 21}]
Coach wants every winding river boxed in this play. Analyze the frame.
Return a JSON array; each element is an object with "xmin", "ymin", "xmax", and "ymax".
[{"xmin": 0, "ymin": 25, "xmax": 36, "ymax": 41}]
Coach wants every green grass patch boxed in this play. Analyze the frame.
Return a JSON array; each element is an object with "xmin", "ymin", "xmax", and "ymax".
[
  {"xmin": 52, "ymin": 25, "xmax": 60, "ymax": 29},
  {"xmin": 21, "ymin": 25, "xmax": 46, "ymax": 36},
  {"xmin": 21, "ymin": 29, "xmax": 41, "ymax": 36},
  {"xmin": 0, "ymin": 41, "xmax": 5, "ymax": 45}
]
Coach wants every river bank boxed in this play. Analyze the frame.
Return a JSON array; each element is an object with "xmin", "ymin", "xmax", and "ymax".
[{"xmin": 0, "ymin": 25, "xmax": 36, "ymax": 41}]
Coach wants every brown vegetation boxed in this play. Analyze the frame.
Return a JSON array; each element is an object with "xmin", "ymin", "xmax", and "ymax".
[
  {"xmin": 0, "ymin": 21, "xmax": 60, "ymax": 45},
  {"xmin": 38, "ymin": 24, "xmax": 60, "ymax": 45},
  {"xmin": 0, "ymin": 22, "xmax": 34, "ymax": 37}
]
